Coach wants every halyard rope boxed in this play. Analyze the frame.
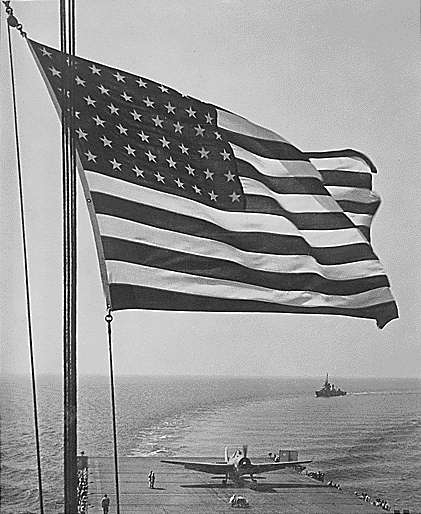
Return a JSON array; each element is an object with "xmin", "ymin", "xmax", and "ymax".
[{"xmin": 106, "ymin": 310, "xmax": 121, "ymax": 514}]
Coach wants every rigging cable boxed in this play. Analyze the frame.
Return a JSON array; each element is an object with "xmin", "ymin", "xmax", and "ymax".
[
  {"xmin": 105, "ymin": 310, "xmax": 121, "ymax": 514},
  {"xmin": 3, "ymin": 2, "xmax": 45, "ymax": 513}
]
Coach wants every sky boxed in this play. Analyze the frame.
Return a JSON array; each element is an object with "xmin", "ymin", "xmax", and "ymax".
[{"xmin": 1, "ymin": 0, "xmax": 420, "ymax": 378}]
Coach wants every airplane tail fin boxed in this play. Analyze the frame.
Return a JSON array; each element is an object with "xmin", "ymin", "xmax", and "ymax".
[
  {"xmin": 243, "ymin": 444, "xmax": 248, "ymax": 458},
  {"xmin": 224, "ymin": 446, "xmax": 229, "ymax": 463}
]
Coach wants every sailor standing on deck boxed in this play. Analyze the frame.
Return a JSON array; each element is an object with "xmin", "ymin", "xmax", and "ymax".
[{"xmin": 101, "ymin": 494, "xmax": 110, "ymax": 513}]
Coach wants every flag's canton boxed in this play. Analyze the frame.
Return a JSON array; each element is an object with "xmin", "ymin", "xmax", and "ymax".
[{"xmin": 32, "ymin": 42, "xmax": 244, "ymax": 211}]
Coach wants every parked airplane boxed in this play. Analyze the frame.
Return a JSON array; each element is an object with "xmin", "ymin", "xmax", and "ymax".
[{"xmin": 161, "ymin": 445, "xmax": 311, "ymax": 484}]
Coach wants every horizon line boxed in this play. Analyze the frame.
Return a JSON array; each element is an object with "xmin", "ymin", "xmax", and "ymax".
[{"xmin": 1, "ymin": 372, "xmax": 420, "ymax": 380}]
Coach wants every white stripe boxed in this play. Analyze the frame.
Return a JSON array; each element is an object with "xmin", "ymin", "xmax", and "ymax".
[
  {"xmin": 85, "ymin": 170, "xmax": 367, "ymax": 247},
  {"xmin": 346, "ymin": 213, "xmax": 373, "ymax": 227},
  {"xmin": 310, "ymin": 156, "xmax": 371, "ymax": 173},
  {"xmin": 240, "ymin": 177, "xmax": 342, "ymax": 213},
  {"xmin": 299, "ymin": 228, "xmax": 366, "ymax": 247},
  {"xmin": 106, "ymin": 260, "xmax": 395, "ymax": 309},
  {"xmin": 231, "ymin": 143, "xmax": 321, "ymax": 179},
  {"xmin": 326, "ymin": 186, "xmax": 380, "ymax": 204},
  {"xmin": 98, "ymin": 214, "xmax": 386, "ymax": 280},
  {"xmin": 216, "ymin": 108, "xmax": 288, "ymax": 143}
]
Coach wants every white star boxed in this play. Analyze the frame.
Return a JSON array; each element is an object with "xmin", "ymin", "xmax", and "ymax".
[
  {"xmin": 220, "ymin": 148, "xmax": 231, "ymax": 160},
  {"xmin": 159, "ymin": 136, "xmax": 170, "ymax": 149},
  {"xmin": 84, "ymin": 150, "xmax": 97, "ymax": 162},
  {"xmin": 92, "ymin": 115, "xmax": 105, "ymax": 127},
  {"xmin": 205, "ymin": 112, "xmax": 213, "ymax": 124},
  {"xmin": 158, "ymin": 84, "xmax": 169, "ymax": 93},
  {"xmin": 173, "ymin": 121, "xmax": 183, "ymax": 134},
  {"xmin": 165, "ymin": 102, "xmax": 176, "ymax": 114},
  {"xmin": 208, "ymin": 190, "xmax": 218, "ymax": 201},
  {"xmin": 124, "ymin": 144, "xmax": 136, "ymax": 156},
  {"xmin": 145, "ymin": 150, "xmax": 157, "ymax": 162},
  {"xmin": 224, "ymin": 170, "xmax": 235, "ymax": 182},
  {"xmin": 108, "ymin": 103, "xmax": 119, "ymax": 115},
  {"xmin": 214, "ymin": 131, "xmax": 222, "ymax": 140},
  {"xmin": 84, "ymin": 96, "xmax": 96, "ymax": 107},
  {"xmin": 75, "ymin": 76, "xmax": 86, "ymax": 86},
  {"xmin": 179, "ymin": 144, "xmax": 189, "ymax": 155},
  {"xmin": 132, "ymin": 166, "xmax": 145, "ymax": 178},
  {"xmin": 110, "ymin": 158, "xmax": 122, "ymax": 171},
  {"xmin": 136, "ymin": 77, "xmax": 147, "ymax": 88},
  {"xmin": 185, "ymin": 164, "xmax": 195, "ymax": 176},
  {"xmin": 155, "ymin": 172, "xmax": 165, "ymax": 183},
  {"xmin": 143, "ymin": 97, "xmax": 155, "ymax": 108},
  {"xmin": 185, "ymin": 106, "xmax": 196, "ymax": 118},
  {"xmin": 100, "ymin": 135, "xmax": 112, "ymax": 147},
  {"xmin": 166, "ymin": 156, "xmax": 177, "ymax": 169},
  {"xmin": 185, "ymin": 164, "xmax": 194, "ymax": 176},
  {"xmin": 174, "ymin": 178, "xmax": 184, "ymax": 188},
  {"xmin": 203, "ymin": 168, "xmax": 214, "ymax": 180},
  {"xmin": 116, "ymin": 124, "xmax": 128, "ymax": 135},
  {"xmin": 229, "ymin": 191, "xmax": 241, "ymax": 202},
  {"xmin": 194, "ymin": 124, "xmax": 205, "ymax": 137},
  {"xmin": 121, "ymin": 91, "xmax": 132, "ymax": 102},
  {"xmin": 41, "ymin": 47, "xmax": 52, "ymax": 58},
  {"xmin": 138, "ymin": 131, "xmax": 149, "ymax": 142},
  {"xmin": 113, "ymin": 72, "xmax": 126, "ymax": 82},
  {"xmin": 49, "ymin": 66, "xmax": 61, "ymax": 77},
  {"xmin": 97, "ymin": 84, "xmax": 110, "ymax": 95},
  {"xmin": 89, "ymin": 64, "xmax": 101, "ymax": 75},
  {"xmin": 198, "ymin": 147, "xmax": 210, "ymax": 159},
  {"xmin": 130, "ymin": 110, "xmax": 142, "ymax": 121},
  {"xmin": 76, "ymin": 128, "xmax": 88, "ymax": 140},
  {"xmin": 192, "ymin": 185, "xmax": 202, "ymax": 195},
  {"xmin": 151, "ymin": 115, "xmax": 163, "ymax": 128}
]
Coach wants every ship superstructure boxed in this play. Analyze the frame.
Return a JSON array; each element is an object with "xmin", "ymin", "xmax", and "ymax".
[{"xmin": 315, "ymin": 374, "xmax": 346, "ymax": 398}]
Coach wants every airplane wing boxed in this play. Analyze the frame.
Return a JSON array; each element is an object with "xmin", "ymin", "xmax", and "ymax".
[
  {"xmin": 161, "ymin": 460, "xmax": 232, "ymax": 475},
  {"xmin": 249, "ymin": 460, "xmax": 312, "ymax": 475}
]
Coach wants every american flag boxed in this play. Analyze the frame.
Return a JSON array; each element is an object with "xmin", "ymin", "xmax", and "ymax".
[{"xmin": 29, "ymin": 39, "xmax": 398, "ymax": 328}]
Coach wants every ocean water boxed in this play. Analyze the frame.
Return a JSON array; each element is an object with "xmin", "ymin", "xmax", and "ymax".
[{"xmin": 0, "ymin": 375, "xmax": 420, "ymax": 513}]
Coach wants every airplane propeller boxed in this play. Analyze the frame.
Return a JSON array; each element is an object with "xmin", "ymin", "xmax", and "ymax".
[{"xmin": 242, "ymin": 445, "xmax": 248, "ymax": 458}]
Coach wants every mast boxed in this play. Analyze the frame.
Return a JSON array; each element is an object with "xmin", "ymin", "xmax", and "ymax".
[{"xmin": 60, "ymin": 0, "xmax": 78, "ymax": 511}]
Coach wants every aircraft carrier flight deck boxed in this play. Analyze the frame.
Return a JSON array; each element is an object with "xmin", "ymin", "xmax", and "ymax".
[{"xmin": 84, "ymin": 456, "xmax": 384, "ymax": 513}]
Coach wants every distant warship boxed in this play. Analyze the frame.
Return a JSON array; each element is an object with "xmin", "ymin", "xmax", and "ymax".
[{"xmin": 315, "ymin": 373, "xmax": 347, "ymax": 398}]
